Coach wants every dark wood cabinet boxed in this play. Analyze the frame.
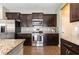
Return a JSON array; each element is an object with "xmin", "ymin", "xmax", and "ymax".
[
  {"xmin": 43, "ymin": 14, "xmax": 57, "ymax": 27},
  {"xmin": 20, "ymin": 14, "xmax": 32, "ymax": 27},
  {"xmin": 32, "ymin": 13, "xmax": 43, "ymax": 19},
  {"xmin": 6, "ymin": 12, "xmax": 57, "ymax": 27},
  {"xmin": 44, "ymin": 34, "xmax": 59, "ymax": 46},
  {"xmin": 20, "ymin": 14, "xmax": 27, "ymax": 27},
  {"xmin": 6, "ymin": 12, "xmax": 20, "ymax": 20},
  {"xmin": 15, "ymin": 34, "xmax": 32, "ymax": 46},
  {"xmin": 15, "ymin": 21, "xmax": 21, "ymax": 33},
  {"xmin": 61, "ymin": 39, "xmax": 79, "ymax": 55},
  {"xmin": 70, "ymin": 3, "xmax": 79, "ymax": 22},
  {"xmin": 26, "ymin": 14, "xmax": 32, "ymax": 27}
]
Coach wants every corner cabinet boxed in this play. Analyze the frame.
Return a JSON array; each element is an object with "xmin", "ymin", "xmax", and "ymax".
[
  {"xmin": 70, "ymin": 3, "xmax": 79, "ymax": 22},
  {"xmin": 61, "ymin": 39, "xmax": 79, "ymax": 55}
]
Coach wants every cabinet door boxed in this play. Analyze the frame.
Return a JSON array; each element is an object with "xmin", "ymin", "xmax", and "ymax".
[
  {"xmin": 6, "ymin": 12, "xmax": 20, "ymax": 20},
  {"xmin": 45, "ymin": 34, "xmax": 59, "ymax": 45},
  {"xmin": 20, "ymin": 14, "xmax": 27, "ymax": 27},
  {"xmin": 43, "ymin": 14, "xmax": 50, "ymax": 27},
  {"xmin": 20, "ymin": 14, "xmax": 32, "ymax": 27},
  {"xmin": 49, "ymin": 14, "xmax": 57, "ymax": 27},
  {"xmin": 61, "ymin": 44, "xmax": 68, "ymax": 55},
  {"xmin": 70, "ymin": 3, "xmax": 79, "ymax": 22},
  {"xmin": 26, "ymin": 14, "xmax": 32, "ymax": 27},
  {"xmin": 24, "ymin": 34, "xmax": 32, "ymax": 46},
  {"xmin": 43, "ymin": 14, "xmax": 57, "ymax": 27}
]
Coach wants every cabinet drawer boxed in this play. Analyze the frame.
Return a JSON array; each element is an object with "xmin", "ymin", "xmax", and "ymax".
[{"xmin": 61, "ymin": 39, "xmax": 79, "ymax": 54}]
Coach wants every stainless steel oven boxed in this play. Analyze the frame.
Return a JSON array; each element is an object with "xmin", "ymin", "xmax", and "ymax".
[
  {"xmin": 32, "ymin": 19, "xmax": 43, "ymax": 46},
  {"xmin": 32, "ymin": 33, "xmax": 43, "ymax": 46}
]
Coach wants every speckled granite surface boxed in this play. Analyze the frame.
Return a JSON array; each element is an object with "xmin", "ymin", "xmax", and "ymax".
[{"xmin": 0, "ymin": 39, "xmax": 25, "ymax": 55}]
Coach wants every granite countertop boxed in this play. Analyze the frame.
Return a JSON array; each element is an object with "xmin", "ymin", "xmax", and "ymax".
[
  {"xmin": 16, "ymin": 32, "xmax": 59, "ymax": 34},
  {"xmin": 0, "ymin": 39, "xmax": 25, "ymax": 55}
]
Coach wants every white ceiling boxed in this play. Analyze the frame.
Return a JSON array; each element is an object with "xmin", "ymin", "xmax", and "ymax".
[{"xmin": 0, "ymin": 3, "xmax": 62, "ymax": 14}]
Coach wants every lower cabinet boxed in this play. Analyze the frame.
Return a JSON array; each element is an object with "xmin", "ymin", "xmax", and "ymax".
[
  {"xmin": 15, "ymin": 34, "xmax": 32, "ymax": 46},
  {"xmin": 61, "ymin": 39, "xmax": 79, "ymax": 55},
  {"xmin": 44, "ymin": 34, "xmax": 59, "ymax": 46},
  {"xmin": 15, "ymin": 33, "xmax": 59, "ymax": 46}
]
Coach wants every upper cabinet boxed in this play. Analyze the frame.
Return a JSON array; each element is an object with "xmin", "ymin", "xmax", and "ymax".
[
  {"xmin": 6, "ymin": 12, "xmax": 57, "ymax": 27},
  {"xmin": 70, "ymin": 3, "xmax": 79, "ymax": 22},
  {"xmin": 20, "ymin": 14, "xmax": 32, "ymax": 27},
  {"xmin": 6, "ymin": 12, "xmax": 20, "ymax": 20},
  {"xmin": 43, "ymin": 14, "xmax": 57, "ymax": 27}
]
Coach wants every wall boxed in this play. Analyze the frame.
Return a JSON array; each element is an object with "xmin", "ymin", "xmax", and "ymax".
[
  {"xmin": 60, "ymin": 4, "xmax": 79, "ymax": 45},
  {"xmin": 55, "ymin": 4, "xmax": 65, "ymax": 47},
  {"xmin": 0, "ymin": 5, "xmax": 9, "ymax": 20},
  {"xmin": 2, "ymin": 6, "xmax": 9, "ymax": 20},
  {"xmin": 61, "ymin": 4, "xmax": 72, "ymax": 41},
  {"xmin": 0, "ymin": 6, "xmax": 3, "ymax": 19}
]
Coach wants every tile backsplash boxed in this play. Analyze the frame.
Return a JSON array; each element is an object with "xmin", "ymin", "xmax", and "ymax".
[{"xmin": 21, "ymin": 27, "xmax": 57, "ymax": 33}]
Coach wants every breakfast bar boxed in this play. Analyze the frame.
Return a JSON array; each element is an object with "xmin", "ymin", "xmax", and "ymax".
[{"xmin": 0, "ymin": 39, "xmax": 25, "ymax": 55}]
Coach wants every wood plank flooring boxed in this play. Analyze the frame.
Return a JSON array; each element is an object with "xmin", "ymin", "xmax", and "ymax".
[{"xmin": 23, "ymin": 46, "xmax": 60, "ymax": 55}]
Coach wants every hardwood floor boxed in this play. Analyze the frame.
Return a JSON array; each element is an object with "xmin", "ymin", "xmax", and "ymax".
[{"xmin": 23, "ymin": 46, "xmax": 60, "ymax": 55}]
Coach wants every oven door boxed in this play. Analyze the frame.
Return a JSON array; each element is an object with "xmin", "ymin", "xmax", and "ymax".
[
  {"xmin": 32, "ymin": 34, "xmax": 43, "ymax": 46},
  {"xmin": 37, "ymin": 35, "xmax": 43, "ymax": 46}
]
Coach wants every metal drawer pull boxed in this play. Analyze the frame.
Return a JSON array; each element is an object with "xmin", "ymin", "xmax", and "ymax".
[
  {"xmin": 66, "ymin": 49, "xmax": 68, "ymax": 54},
  {"xmin": 66, "ymin": 49, "xmax": 70, "ymax": 54},
  {"xmin": 64, "ymin": 43, "xmax": 72, "ymax": 47},
  {"xmin": 67, "ymin": 44, "xmax": 72, "ymax": 47},
  {"xmin": 68, "ymin": 51, "xmax": 70, "ymax": 54}
]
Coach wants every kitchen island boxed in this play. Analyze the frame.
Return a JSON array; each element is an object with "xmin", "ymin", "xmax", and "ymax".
[{"xmin": 0, "ymin": 39, "xmax": 25, "ymax": 55}]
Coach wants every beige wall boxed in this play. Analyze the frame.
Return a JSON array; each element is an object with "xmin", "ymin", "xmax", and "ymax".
[
  {"xmin": 2, "ymin": 6, "xmax": 9, "ymax": 19},
  {"xmin": 56, "ymin": 4, "xmax": 65, "ymax": 47},
  {"xmin": 0, "ymin": 6, "xmax": 9, "ymax": 20},
  {"xmin": 0, "ymin": 6, "xmax": 3, "ymax": 19},
  {"xmin": 61, "ymin": 4, "xmax": 72, "ymax": 41},
  {"xmin": 61, "ymin": 4, "xmax": 79, "ymax": 45}
]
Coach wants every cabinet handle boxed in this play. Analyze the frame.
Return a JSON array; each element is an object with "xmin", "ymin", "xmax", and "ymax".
[
  {"xmin": 66, "ymin": 49, "xmax": 68, "ymax": 55},
  {"xmin": 64, "ymin": 43, "xmax": 72, "ymax": 47},
  {"xmin": 66, "ymin": 49, "xmax": 71, "ymax": 55},
  {"xmin": 67, "ymin": 44, "xmax": 72, "ymax": 47},
  {"xmin": 68, "ymin": 51, "xmax": 70, "ymax": 54}
]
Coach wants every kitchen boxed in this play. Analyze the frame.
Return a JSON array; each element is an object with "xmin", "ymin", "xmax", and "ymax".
[{"xmin": 0, "ymin": 3, "xmax": 79, "ymax": 55}]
